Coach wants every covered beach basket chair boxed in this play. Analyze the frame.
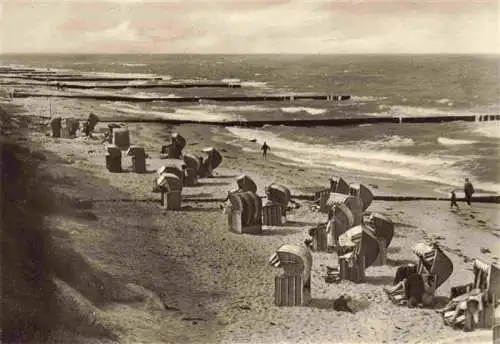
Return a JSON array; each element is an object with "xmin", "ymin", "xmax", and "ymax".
[
  {"xmin": 268, "ymin": 244, "xmax": 313, "ymax": 306},
  {"xmin": 365, "ymin": 213, "xmax": 395, "ymax": 266},
  {"xmin": 105, "ymin": 144, "xmax": 122, "ymax": 173},
  {"xmin": 263, "ymin": 183, "xmax": 291, "ymax": 225},
  {"xmin": 236, "ymin": 174, "xmax": 258, "ymax": 194},
  {"xmin": 154, "ymin": 172, "xmax": 183, "ymax": 210},
  {"xmin": 160, "ymin": 159, "xmax": 187, "ymax": 186},
  {"xmin": 334, "ymin": 224, "xmax": 380, "ymax": 283},
  {"xmin": 225, "ymin": 190, "xmax": 262, "ymax": 234},
  {"xmin": 441, "ymin": 259, "xmax": 499, "ymax": 331},
  {"xmin": 326, "ymin": 192, "xmax": 363, "ymax": 225},
  {"xmin": 349, "ymin": 183, "xmax": 374, "ymax": 211},
  {"xmin": 183, "ymin": 153, "xmax": 201, "ymax": 186},
  {"xmin": 201, "ymin": 147, "xmax": 223, "ymax": 178},
  {"xmin": 126, "ymin": 145, "xmax": 147, "ymax": 173},
  {"xmin": 387, "ymin": 242, "xmax": 453, "ymax": 306}
]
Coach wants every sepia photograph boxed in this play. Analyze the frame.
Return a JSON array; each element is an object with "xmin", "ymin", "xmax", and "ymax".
[{"xmin": 0, "ymin": 0, "xmax": 499, "ymax": 343}]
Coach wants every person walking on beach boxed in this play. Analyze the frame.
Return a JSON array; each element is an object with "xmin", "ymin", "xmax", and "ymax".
[
  {"xmin": 261, "ymin": 141, "xmax": 270, "ymax": 159},
  {"xmin": 463, "ymin": 178, "xmax": 475, "ymax": 206},
  {"xmin": 450, "ymin": 190, "xmax": 459, "ymax": 210}
]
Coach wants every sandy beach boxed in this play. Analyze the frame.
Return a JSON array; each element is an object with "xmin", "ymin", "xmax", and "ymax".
[{"xmin": 1, "ymin": 91, "xmax": 499, "ymax": 344}]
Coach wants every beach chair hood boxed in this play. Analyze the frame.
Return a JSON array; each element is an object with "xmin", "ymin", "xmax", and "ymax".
[
  {"xmin": 268, "ymin": 244, "xmax": 312, "ymax": 284},
  {"xmin": 349, "ymin": 183, "xmax": 374, "ymax": 211},
  {"xmin": 236, "ymin": 174, "xmax": 258, "ymax": 194},
  {"xmin": 328, "ymin": 202, "xmax": 355, "ymax": 239},
  {"xmin": 473, "ymin": 259, "xmax": 500, "ymax": 298},
  {"xmin": 329, "ymin": 176, "xmax": 350, "ymax": 194},
  {"xmin": 366, "ymin": 213, "xmax": 394, "ymax": 248},
  {"xmin": 339, "ymin": 224, "xmax": 380, "ymax": 268},
  {"xmin": 183, "ymin": 153, "xmax": 201, "ymax": 173},
  {"xmin": 156, "ymin": 172, "xmax": 182, "ymax": 192},
  {"xmin": 412, "ymin": 243, "xmax": 453, "ymax": 289},
  {"xmin": 203, "ymin": 147, "xmax": 223, "ymax": 170},
  {"xmin": 171, "ymin": 132, "xmax": 186, "ymax": 151},
  {"xmin": 161, "ymin": 159, "xmax": 187, "ymax": 180},
  {"xmin": 265, "ymin": 184, "xmax": 291, "ymax": 207}
]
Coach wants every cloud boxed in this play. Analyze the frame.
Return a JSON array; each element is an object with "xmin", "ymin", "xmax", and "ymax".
[
  {"xmin": 86, "ymin": 20, "xmax": 144, "ymax": 42},
  {"xmin": 1, "ymin": 0, "xmax": 498, "ymax": 54}
]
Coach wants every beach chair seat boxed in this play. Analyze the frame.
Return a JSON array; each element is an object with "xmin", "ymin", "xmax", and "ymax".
[
  {"xmin": 171, "ymin": 132, "xmax": 186, "ymax": 151},
  {"xmin": 329, "ymin": 176, "xmax": 350, "ymax": 194},
  {"xmin": 338, "ymin": 224, "xmax": 380, "ymax": 269},
  {"xmin": 265, "ymin": 184, "xmax": 291, "ymax": 217},
  {"xmin": 183, "ymin": 153, "xmax": 201, "ymax": 186},
  {"xmin": 112, "ymin": 127, "xmax": 130, "ymax": 149}
]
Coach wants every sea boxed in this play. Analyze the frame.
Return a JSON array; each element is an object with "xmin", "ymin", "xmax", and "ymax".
[{"xmin": 1, "ymin": 54, "xmax": 499, "ymax": 194}]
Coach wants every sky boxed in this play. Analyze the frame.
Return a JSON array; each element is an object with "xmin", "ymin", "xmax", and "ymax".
[{"xmin": 0, "ymin": 0, "xmax": 498, "ymax": 54}]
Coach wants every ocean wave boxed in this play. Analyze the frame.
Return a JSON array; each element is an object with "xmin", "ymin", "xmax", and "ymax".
[
  {"xmin": 280, "ymin": 107, "xmax": 327, "ymax": 115},
  {"xmin": 351, "ymin": 96, "xmax": 387, "ymax": 102},
  {"xmin": 225, "ymin": 127, "xmax": 500, "ymax": 192},
  {"xmin": 436, "ymin": 98, "xmax": 454, "ymax": 106},
  {"xmin": 99, "ymin": 103, "xmax": 242, "ymax": 122},
  {"xmin": 120, "ymin": 63, "xmax": 148, "ymax": 67},
  {"xmin": 190, "ymin": 104, "xmax": 270, "ymax": 112},
  {"xmin": 437, "ymin": 137, "xmax": 478, "ymax": 146},
  {"xmin": 361, "ymin": 135, "xmax": 415, "ymax": 148},
  {"xmin": 386, "ymin": 105, "xmax": 457, "ymax": 117},
  {"xmin": 220, "ymin": 78, "xmax": 267, "ymax": 88},
  {"xmin": 472, "ymin": 122, "xmax": 500, "ymax": 139}
]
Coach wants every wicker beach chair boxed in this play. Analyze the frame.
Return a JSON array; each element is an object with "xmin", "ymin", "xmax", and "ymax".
[
  {"xmin": 226, "ymin": 190, "xmax": 262, "ymax": 234},
  {"xmin": 338, "ymin": 224, "xmax": 381, "ymax": 269},
  {"xmin": 268, "ymin": 244, "xmax": 313, "ymax": 306},
  {"xmin": 442, "ymin": 259, "xmax": 499, "ymax": 330},
  {"xmin": 387, "ymin": 243, "xmax": 453, "ymax": 306}
]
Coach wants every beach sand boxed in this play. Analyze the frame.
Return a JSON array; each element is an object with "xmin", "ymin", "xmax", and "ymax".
[{"xmin": 1, "ymin": 95, "xmax": 498, "ymax": 344}]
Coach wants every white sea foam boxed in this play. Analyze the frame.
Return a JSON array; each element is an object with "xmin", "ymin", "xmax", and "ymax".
[
  {"xmin": 120, "ymin": 63, "xmax": 148, "ymax": 67},
  {"xmin": 437, "ymin": 137, "xmax": 478, "ymax": 146},
  {"xmin": 361, "ymin": 135, "xmax": 415, "ymax": 148},
  {"xmin": 351, "ymin": 96, "xmax": 387, "ymax": 102},
  {"xmin": 241, "ymin": 81, "xmax": 268, "ymax": 88},
  {"xmin": 471, "ymin": 122, "xmax": 500, "ymax": 139},
  {"xmin": 191, "ymin": 104, "xmax": 270, "ymax": 112},
  {"xmin": 280, "ymin": 107, "xmax": 327, "ymax": 115},
  {"xmin": 225, "ymin": 127, "xmax": 500, "ymax": 193},
  {"xmin": 99, "ymin": 103, "xmax": 243, "ymax": 122}
]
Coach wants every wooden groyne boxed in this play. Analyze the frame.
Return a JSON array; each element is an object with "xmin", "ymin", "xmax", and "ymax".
[
  {"xmin": 2, "ymin": 81, "xmax": 242, "ymax": 89},
  {"xmin": 2, "ymin": 75, "xmax": 164, "ymax": 82},
  {"xmin": 90, "ymin": 114, "xmax": 499, "ymax": 127},
  {"xmin": 11, "ymin": 91, "xmax": 352, "ymax": 103}
]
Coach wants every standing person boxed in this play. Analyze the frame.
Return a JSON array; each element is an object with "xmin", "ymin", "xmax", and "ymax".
[
  {"xmin": 463, "ymin": 178, "xmax": 475, "ymax": 206},
  {"xmin": 450, "ymin": 190, "xmax": 460, "ymax": 210},
  {"xmin": 261, "ymin": 141, "xmax": 270, "ymax": 159}
]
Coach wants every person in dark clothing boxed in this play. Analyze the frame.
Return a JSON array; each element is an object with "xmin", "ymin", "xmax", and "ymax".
[
  {"xmin": 261, "ymin": 141, "xmax": 270, "ymax": 159},
  {"xmin": 450, "ymin": 190, "xmax": 459, "ymax": 210},
  {"xmin": 463, "ymin": 178, "xmax": 475, "ymax": 206}
]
